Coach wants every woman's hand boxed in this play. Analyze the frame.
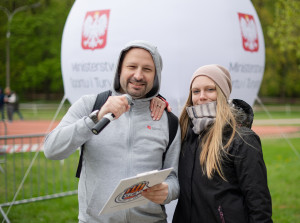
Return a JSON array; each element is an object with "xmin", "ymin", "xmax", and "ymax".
[{"xmin": 150, "ymin": 96, "xmax": 172, "ymax": 120}]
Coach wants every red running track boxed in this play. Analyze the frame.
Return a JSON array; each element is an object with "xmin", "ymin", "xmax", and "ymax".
[{"xmin": 1, "ymin": 120, "xmax": 299, "ymax": 138}]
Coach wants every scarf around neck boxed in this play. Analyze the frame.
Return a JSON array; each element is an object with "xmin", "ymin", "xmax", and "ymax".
[{"xmin": 186, "ymin": 101, "xmax": 217, "ymax": 134}]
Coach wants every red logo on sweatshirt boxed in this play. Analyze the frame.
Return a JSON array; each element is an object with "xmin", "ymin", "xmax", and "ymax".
[
  {"xmin": 81, "ymin": 10, "xmax": 110, "ymax": 50},
  {"xmin": 238, "ymin": 13, "xmax": 259, "ymax": 52},
  {"xmin": 147, "ymin": 125, "xmax": 151, "ymax": 130}
]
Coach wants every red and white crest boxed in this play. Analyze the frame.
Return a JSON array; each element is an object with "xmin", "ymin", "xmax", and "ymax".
[
  {"xmin": 81, "ymin": 10, "xmax": 110, "ymax": 50},
  {"xmin": 238, "ymin": 13, "xmax": 259, "ymax": 52}
]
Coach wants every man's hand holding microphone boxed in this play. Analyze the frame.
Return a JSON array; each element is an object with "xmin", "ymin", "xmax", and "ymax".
[{"xmin": 92, "ymin": 95, "xmax": 132, "ymax": 135}]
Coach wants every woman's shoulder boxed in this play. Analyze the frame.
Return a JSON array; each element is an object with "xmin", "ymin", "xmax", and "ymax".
[
  {"xmin": 237, "ymin": 126, "xmax": 260, "ymax": 142},
  {"xmin": 224, "ymin": 125, "xmax": 259, "ymax": 142},
  {"xmin": 232, "ymin": 127, "xmax": 262, "ymax": 157},
  {"xmin": 226, "ymin": 126, "xmax": 262, "ymax": 156}
]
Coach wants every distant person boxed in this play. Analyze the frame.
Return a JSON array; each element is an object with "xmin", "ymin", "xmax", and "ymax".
[
  {"xmin": 4, "ymin": 87, "xmax": 24, "ymax": 122},
  {"xmin": 0, "ymin": 87, "xmax": 5, "ymax": 120},
  {"xmin": 172, "ymin": 64, "xmax": 273, "ymax": 223}
]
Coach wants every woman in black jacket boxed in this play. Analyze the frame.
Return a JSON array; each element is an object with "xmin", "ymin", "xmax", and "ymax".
[{"xmin": 172, "ymin": 64, "xmax": 272, "ymax": 223}]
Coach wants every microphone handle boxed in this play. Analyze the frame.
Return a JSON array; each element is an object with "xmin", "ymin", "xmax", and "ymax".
[{"xmin": 92, "ymin": 113, "xmax": 115, "ymax": 135}]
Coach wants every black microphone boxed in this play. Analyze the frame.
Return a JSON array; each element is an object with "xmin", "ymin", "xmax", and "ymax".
[{"xmin": 91, "ymin": 94, "xmax": 133, "ymax": 135}]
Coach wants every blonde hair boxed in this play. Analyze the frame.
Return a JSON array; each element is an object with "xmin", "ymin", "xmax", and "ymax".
[{"xmin": 179, "ymin": 86, "xmax": 236, "ymax": 180}]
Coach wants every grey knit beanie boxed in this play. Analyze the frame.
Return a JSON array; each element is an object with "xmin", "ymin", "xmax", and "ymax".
[{"xmin": 190, "ymin": 64, "xmax": 232, "ymax": 99}]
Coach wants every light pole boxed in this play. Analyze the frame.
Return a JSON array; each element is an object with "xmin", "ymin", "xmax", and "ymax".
[{"xmin": 0, "ymin": 2, "xmax": 41, "ymax": 88}]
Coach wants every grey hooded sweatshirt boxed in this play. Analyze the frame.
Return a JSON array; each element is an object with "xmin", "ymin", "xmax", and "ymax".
[{"xmin": 44, "ymin": 40, "xmax": 181, "ymax": 223}]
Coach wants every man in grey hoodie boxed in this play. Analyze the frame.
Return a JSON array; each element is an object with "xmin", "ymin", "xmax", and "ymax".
[{"xmin": 44, "ymin": 40, "xmax": 181, "ymax": 223}]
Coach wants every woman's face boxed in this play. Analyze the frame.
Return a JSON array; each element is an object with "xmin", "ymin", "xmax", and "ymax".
[{"xmin": 191, "ymin": 76, "xmax": 217, "ymax": 105}]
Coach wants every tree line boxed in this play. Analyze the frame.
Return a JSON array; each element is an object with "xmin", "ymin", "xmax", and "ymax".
[
  {"xmin": 0, "ymin": 0, "xmax": 299, "ymax": 101},
  {"xmin": 253, "ymin": 0, "xmax": 300, "ymax": 99}
]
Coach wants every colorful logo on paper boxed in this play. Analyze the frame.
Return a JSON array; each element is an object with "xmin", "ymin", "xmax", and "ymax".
[
  {"xmin": 115, "ymin": 181, "xmax": 149, "ymax": 203},
  {"xmin": 238, "ymin": 13, "xmax": 259, "ymax": 52},
  {"xmin": 81, "ymin": 10, "xmax": 110, "ymax": 50}
]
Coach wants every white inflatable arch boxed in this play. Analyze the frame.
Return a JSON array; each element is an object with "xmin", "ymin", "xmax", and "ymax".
[{"xmin": 61, "ymin": 0, "xmax": 264, "ymax": 220}]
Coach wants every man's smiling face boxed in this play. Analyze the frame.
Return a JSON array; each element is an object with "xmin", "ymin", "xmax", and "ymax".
[{"xmin": 119, "ymin": 48, "xmax": 155, "ymax": 99}]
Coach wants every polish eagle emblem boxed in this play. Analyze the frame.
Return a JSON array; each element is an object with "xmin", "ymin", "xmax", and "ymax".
[
  {"xmin": 82, "ymin": 10, "xmax": 110, "ymax": 50},
  {"xmin": 238, "ymin": 13, "xmax": 259, "ymax": 52}
]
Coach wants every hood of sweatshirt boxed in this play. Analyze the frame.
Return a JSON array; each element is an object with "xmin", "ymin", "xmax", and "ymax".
[{"xmin": 112, "ymin": 40, "xmax": 163, "ymax": 100}]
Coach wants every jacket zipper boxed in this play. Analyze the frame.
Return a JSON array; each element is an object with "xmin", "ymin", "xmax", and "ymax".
[
  {"xmin": 127, "ymin": 107, "xmax": 132, "ymax": 177},
  {"xmin": 125, "ymin": 108, "xmax": 132, "ymax": 223},
  {"xmin": 218, "ymin": 205, "xmax": 225, "ymax": 223}
]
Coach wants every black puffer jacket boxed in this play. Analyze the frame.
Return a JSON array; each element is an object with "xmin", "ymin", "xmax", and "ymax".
[{"xmin": 173, "ymin": 100, "xmax": 273, "ymax": 223}]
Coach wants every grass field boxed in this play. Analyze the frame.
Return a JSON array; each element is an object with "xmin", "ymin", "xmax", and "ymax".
[
  {"xmin": 1, "ymin": 139, "xmax": 299, "ymax": 222},
  {"xmin": 0, "ymin": 152, "xmax": 79, "ymax": 223},
  {"xmin": 262, "ymin": 137, "xmax": 300, "ymax": 222}
]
